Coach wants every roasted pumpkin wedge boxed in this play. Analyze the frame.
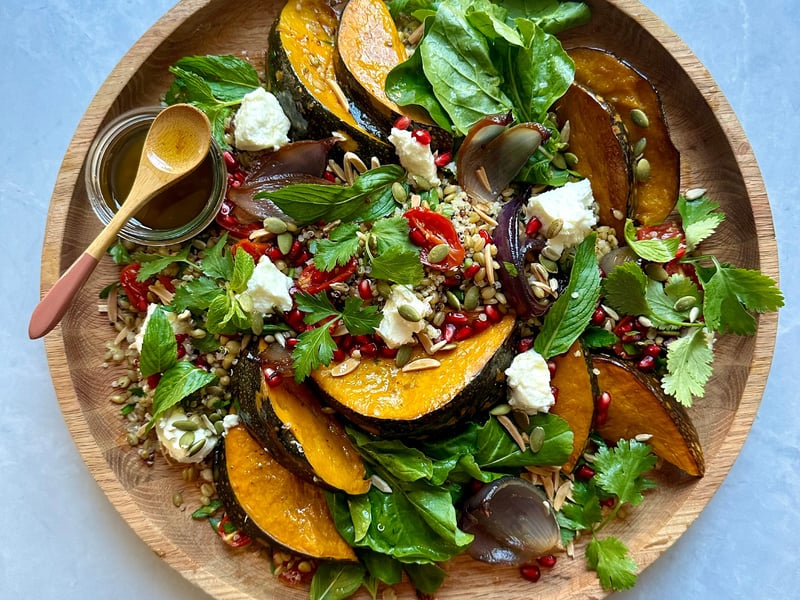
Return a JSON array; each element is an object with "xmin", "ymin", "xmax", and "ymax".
[
  {"xmin": 265, "ymin": 0, "xmax": 393, "ymax": 161},
  {"xmin": 311, "ymin": 315, "xmax": 517, "ymax": 438},
  {"xmin": 569, "ymin": 47, "xmax": 680, "ymax": 226},
  {"xmin": 591, "ymin": 353, "xmax": 704, "ymax": 476},
  {"xmin": 549, "ymin": 340, "xmax": 596, "ymax": 473},
  {"xmin": 232, "ymin": 347, "xmax": 370, "ymax": 495},
  {"xmin": 215, "ymin": 425, "xmax": 357, "ymax": 561},
  {"xmin": 554, "ymin": 82, "xmax": 633, "ymax": 240},
  {"xmin": 334, "ymin": 0, "xmax": 450, "ymax": 149}
]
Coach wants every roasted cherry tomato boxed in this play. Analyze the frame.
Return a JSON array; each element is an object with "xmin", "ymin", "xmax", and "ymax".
[
  {"xmin": 212, "ymin": 515, "xmax": 251, "ymax": 549},
  {"xmin": 295, "ymin": 257, "xmax": 358, "ymax": 294},
  {"xmin": 636, "ymin": 221, "xmax": 687, "ymax": 258},
  {"xmin": 403, "ymin": 207, "xmax": 465, "ymax": 271},
  {"xmin": 231, "ymin": 239, "xmax": 271, "ymax": 261},
  {"xmin": 215, "ymin": 199, "xmax": 263, "ymax": 239},
  {"xmin": 119, "ymin": 263, "xmax": 151, "ymax": 312}
]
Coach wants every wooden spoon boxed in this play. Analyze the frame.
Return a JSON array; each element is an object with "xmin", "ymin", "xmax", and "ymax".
[{"xmin": 29, "ymin": 103, "xmax": 211, "ymax": 339}]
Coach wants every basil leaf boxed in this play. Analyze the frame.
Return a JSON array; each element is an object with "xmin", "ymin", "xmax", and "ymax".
[
  {"xmin": 139, "ymin": 307, "xmax": 177, "ymax": 377},
  {"xmin": 150, "ymin": 361, "xmax": 216, "ymax": 423}
]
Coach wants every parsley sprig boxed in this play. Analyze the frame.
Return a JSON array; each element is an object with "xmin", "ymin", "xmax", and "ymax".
[
  {"xmin": 558, "ymin": 439, "xmax": 657, "ymax": 591},
  {"xmin": 290, "ymin": 292, "xmax": 382, "ymax": 381}
]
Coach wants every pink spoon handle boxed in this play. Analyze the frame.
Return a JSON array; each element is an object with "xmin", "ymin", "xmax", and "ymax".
[{"xmin": 29, "ymin": 252, "xmax": 100, "ymax": 339}]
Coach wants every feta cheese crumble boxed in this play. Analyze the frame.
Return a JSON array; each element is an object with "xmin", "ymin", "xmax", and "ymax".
[
  {"xmin": 155, "ymin": 406, "xmax": 217, "ymax": 463},
  {"xmin": 504, "ymin": 349, "xmax": 554, "ymax": 415},
  {"xmin": 523, "ymin": 178, "xmax": 597, "ymax": 255},
  {"xmin": 376, "ymin": 284, "xmax": 432, "ymax": 349},
  {"xmin": 233, "ymin": 87, "xmax": 291, "ymax": 151},
  {"xmin": 388, "ymin": 127, "xmax": 440, "ymax": 188},
  {"xmin": 242, "ymin": 255, "xmax": 294, "ymax": 315}
]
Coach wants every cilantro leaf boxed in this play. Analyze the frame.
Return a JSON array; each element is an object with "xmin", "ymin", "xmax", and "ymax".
[
  {"xmin": 601, "ymin": 261, "xmax": 649, "ymax": 317},
  {"xmin": 295, "ymin": 292, "xmax": 340, "ymax": 325},
  {"xmin": 369, "ymin": 246, "xmax": 424, "ymax": 285},
  {"xmin": 340, "ymin": 297, "xmax": 382, "ymax": 335},
  {"xmin": 229, "ymin": 247, "xmax": 255, "ymax": 293},
  {"xmin": 108, "ymin": 240, "xmax": 131, "ymax": 264},
  {"xmin": 135, "ymin": 246, "xmax": 194, "ymax": 280},
  {"xmin": 291, "ymin": 325, "xmax": 338, "ymax": 382},
  {"xmin": 701, "ymin": 261, "xmax": 784, "ymax": 335},
  {"xmin": 201, "ymin": 233, "xmax": 233, "ymax": 280},
  {"xmin": 556, "ymin": 479, "xmax": 603, "ymax": 534},
  {"xmin": 586, "ymin": 536, "xmax": 638, "ymax": 591},
  {"xmin": 593, "ymin": 440, "xmax": 657, "ymax": 507},
  {"xmin": 644, "ymin": 277, "xmax": 695, "ymax": 328},
  {"xmin": 677, "ymin": 194, "xmax": 725, "ymax": 252},
  {"xmin": 149, "ymin": 361, "xmax": 217, "ymax": 425},
  {"xmin": 371, "ymin": 216, "xmax": 415, "ymax": 255},
  {"xmin": 623, "ymin": 219, "xmax": 680, "ymax": 262},
  {"xmin": 534, "ymin": 234, "xmax": 601, "ymax": 358},
  {"xmin": 661, "ymin": 326, "xmax": 714, "ymax": 406},
  {"xmin": 314, "ymin": 223, "xmax": 361, "ymax": 271},
  {"xmin": 172, "ymin": 277, "xmax": 224, "ymax": 313},
  {"xmin": 139, "ymin": 307, "xmax": 177, "ymax": 377}
]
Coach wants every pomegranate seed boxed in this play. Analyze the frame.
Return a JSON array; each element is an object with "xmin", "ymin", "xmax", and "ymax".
[
  {"xmin": 472, "ymin": 314, "xmax": 491, "ymax": 332},
  {"xmin": 470, "ymin": 479, "xmax": 484, "ymax": 494},
  {"xmin": 443, "ymin": 276, "xmax": 462, "ymax": 287},
  {"xmin": 285, "ymin": 308, "xmax": 306, "ymax": 332},
  {"xmin": 287, "ymin": 240, "xmax": 303, "ymax": 259},
  {"xmin": 292, "ymin": 250, "xmax": 313, "ymax": 266},
  {"xmin": 600, "ymin": 497, "xmax": 616, "ymax": 508},
  {"xmin": 445, "ymin": 312, "xmax": 469, "ymax": 326},
  {"xmin": 517, "ymin": 337, "xmax": 533, "ymax": 353},
  {"xmin": 267, "ymin": 246, "xmax": 284, "ymax": 260},
  {"xmin": 393, "ymin": 115, "xmax": 411, "ymax": 130},
  {"xmin": 176, "ymin": 344, "xmax": 186, "ymax": 359},
  {"xmin": 434, "ymin": 151, "xmax": 453, "ymax": 167},
  {"xmin": 354, "ymin": 334, "xmax": 373, "ymax": 345},
  {"xmin": 379, "ymin": 346, "xmax": 398, "ymax": 359},
  {"xmin": 595, "ymin": 411, "xmax": 608, "ymax": 427},
  {"xmin": 463, "ymin": 263, "xmax": 481, "ymax": 279},
  {"xmin": 622, "ymin": 330, "xmax": 643, "ymax": 343},
  {"xmin": 323, "ymin": 170, "xmax": 336, "ymax": 182},
  {"xmin": 596, "ymin": 391, "xmax": 612, "ymax": 411},
  {"xmin": 575, "ymin": 465, "xmax": 595, "ymax": 481},
  {"xmin": 525, "ymin": 216, "xmax": 542, "ymax": 237},
  {"xmin": 591, "ymin": 307, "xmax": 606, "ymax": 326},
  {"xmin": 520, "ymin": 564, "xmax": 541, "ymax": 583},
  {"xmin": 266, "ymin": 371, "xmax": 284, "ymax": 387},
  {"xmin": 332, "ymin": 348, "xmax": 346, "ymax": 362},
  {"xmin": 614, "ymin": 315, "xmax": 635, "ymax": 335},
  {"xmin": 357, "ymin": 279, "xmax": 373, "ymax": 300},
  {"xmin": 537, "ymin": 555, "xmax": 557, "ymax": 569},
  {"xmin": 409, "ymin": 228, "xmax": 427, "ymax": 246},
  {"xmin": 484, "ymin": 304, "xmax": 502, "ymax": 323},
  {"xmin": 443, "ymin": 323, "xmax": 457, "ymax": 343},
  {"xmin": 547, "ymin": 360, "xmax": 557, "ymax": 376},
  {"xmin": 411, "ymin": 128, "xmax": 432, "ymax": 145},
  {"xmin": 339, "ymin": 334, "xmax": 354, "ymax": 350},
  {"xmin": 637, "ymin": 354, "xmax": 656, "ymax": 371},
  {"xmin": 643, "ymin": 343, "xmax": 661, "ymax": 357},
  {"xmin": 454, "ymin": 325, "xmax": 474, "ymax": 341},
  {"xmin": 285, "ymin": 337, "xmax": 300, "ymax": 348},
  {"xmin": 147, "ymin": 374, "xmax": 161, "ymax": 389},
  {"xmin": 478, "ymin": 229, "xmax": 492, "ymax": 243},
  {"xmin": 360, "ymin": 343, "xmax": 378, "ymax": 358},
  {"xmin": 222, "ymin": 150, "xmax": 238, "ymax": 169},
  {"xmin": 551, "ymin": 385, "xmax": 559, "ymax": 403}
]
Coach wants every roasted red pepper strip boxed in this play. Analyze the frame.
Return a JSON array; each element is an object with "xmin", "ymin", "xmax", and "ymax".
[
  {"xmin": 295, "ymin": 257, "xmax": 358, "ymax": 295},
  {"xmin": 403, "ymin": 207, "xmax": 465, "ymax": 271},
  {"xmin": 119, "ymin": 263, "xmax": 150, "ymax": 312}
]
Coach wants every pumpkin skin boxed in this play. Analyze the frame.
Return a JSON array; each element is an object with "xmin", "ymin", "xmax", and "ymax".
[
  {"xmin": 310, "ymin": 315, "xmax": 517, "ymax": 438},
  {"xmin": 231, "ymin": 347, "xmax": 370, "ymax": 495},
  {"xmin": 554, "ymin": 82, "xmax": 634, "ymax": 240},
  {"xmin": 265, "ymin": 0, "xmax": 393, "ymax": 161},
  {"xmin": 214, "ymin": 425, "xmax": 358, "ymax": 562},
  {"xmin": 591, "ymin": 353, "xmax": 704, "ymax": 477},
  {"xmin": 568, "ymin": 46, "xmax": 680, "ymax": 227}
]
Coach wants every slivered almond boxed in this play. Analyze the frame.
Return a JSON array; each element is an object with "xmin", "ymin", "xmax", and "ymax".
[
  {"xmin": 416, "ymin": 331, "xmax": 436, "ymax": 354},
  {"xmin": 401, "ymin": 357, "xmax": 441, "ymax": 372},
  {"xmin": 497, "ymin": 414, "xmax": 527, "ymax": 453},
  {"xmin": 553, "ymin": 479, "xmax": 572, "ymax": 512},
  {"xmin": 330, "ymin": 357, "xmax": 361, "ymax": 377}
]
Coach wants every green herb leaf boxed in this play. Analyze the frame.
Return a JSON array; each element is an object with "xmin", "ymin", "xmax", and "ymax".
[
  {"xmin": 557, "ymin": 479, "xmax": 603, "ymax": 534},
  {"xmin": 581, "ymin": 326, "xmax": 618, "ymax": 348},
  {"xmin": 623, "ymin": 219, "xmax": 680, "ymax": 263},
  {"xmin": 314, "ymin": 223, "xmax": 362, "ymax": 271},
  {"xmin": 309, "ymin": 562, "xmax": 366, "ymax": 600},
  {"xmin": 593, "ymin": 440, "xmax": 657, "ymax": 507},
  {"xmin": 291, "ymin": 325, "xmax": 337, "ymax": 382},
  {"xmin": 644, "ymin": 277, "xmax": 699, "ymax": 328},
  {"xmin": 534, "ymin": 234, "xmax": 600, "ymax": 358},
  {"xmin": 661, "ymin": 326, "xmax": 714, "ymax": 407},
  {"xmin": 229, "ymin": 247, "xmax": 255, "ymax": 293},
  {"xmin": 369, "ymin": 246, "xmax": 424, "ymax": 285},
  {"xmin": 586, "ymin": 536, "xmax": 638, "ymax": 591},
  {"xmin": 108, "ymin": 240, "xmax": 131, "ymax": 264},
  {"xmin": 404, "ymin": 562, "xmax": 447, "ymax": 595},
  {"xmin": 150, "ymin": 361, "xmax": 217, "ymax": 424},
  {"xmin": 371, "ymin": 216, "xmax": 415, "ymax": 255},
  {"xmin": 205, "ymin": 291, "xmax": 251, "ymax": 334},
  {"xmin": 172, "ymin": 277, "xmax": 224, "ymax": 313},
  {"xmin": 139, "ymin": 307, "xmax": 177, "ymax": 377},
  {"xmin": 202, "ymin": 233, "xmax": 234, "ymax": 280},
  {"xmin": 295, "ymin": 292, "xmax": 340, "ymax": 325},
  {"xmin": 135, "ymin": 246, "xmax": 194, "ymax": 280},
  {"xmin": 340, "ymin": 297, "xmax": 382, "ymax": 336},
  {"xmin": 503, "ymin": 261, "xmax": 519, "ymax": 277},
  {"xmin": 677, "ymin": 194, "xmax": 725, "ymax": 252},
  {"xmin": 601, "ymin": 261, "xmax": 649, "ymax": 316},
  {"xmin": 191, "ymin": 499, "xmax": 223, "ymax": 519}
]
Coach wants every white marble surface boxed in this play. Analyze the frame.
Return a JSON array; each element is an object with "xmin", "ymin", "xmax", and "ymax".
[{"xmin": 2, "ymin": 1, "xmax": 798, "ymax": 599}]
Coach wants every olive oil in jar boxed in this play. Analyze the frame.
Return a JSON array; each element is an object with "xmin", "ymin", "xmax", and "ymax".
[{"xmin": 99, "ymin": 124, "xmax": 214, "ymax": 229}]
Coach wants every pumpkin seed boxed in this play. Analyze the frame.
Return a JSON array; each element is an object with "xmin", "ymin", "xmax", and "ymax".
[
  {"xmin": 490, "ymin": 403, "xmax": 512, "ymax": 416},
  {"xmin": 401, "ymin": 357, "xmax": 441, "ymax": 372},
  {"xmin": 673, "ymin": 295, "xmax": 697, "ymax": 312},
  {"xmin": 391, "ymin": 181, "xmax": 407, "ymax": 203},
  {"xmin": 263, "ymin": 216, "xmax": 288, "ymax": 234},
  {"xmin": 397, "ymin": 303, "xmax": 422, "ymax": 322},
  {"xmin": 545, "ymin": 218, "xmax": 564, "ymax": 239},
  {"xmin": 237, "ymin": 292, "xmax": 254, "ymax": 314},
  {"xmin": 633, "ymin": 137, "xmax": 647, "ymax": 157},
  {"xmin": 635, "ymin": 158, "xmax": 651, "ymax": 182},
  {"xmin": 395, "ymin": 344, "xmax": 413, "ymax": 368},
  {"xmin": 513, "ymin": 410, "xmax": 530, "ymax": 431},
  {"xmin": 529, "ymin": 426, "xmax": 546, "ymax": 453},
  {"xmin": 645, "ymin": 263, "xmax": 669, "ymax": 281},
  {"xmin": 377, "ymin": 281, "xmax": 393, "ymax": 298},
  {"xmin": 539, "ymin": 257, "xmax": 559, "ymax": 273},
  {"xmin": 188, "ymin": 438, "xmax": 207, "ymax": 457},
  {"xmin": 179, "ymin": 431, "xmax": 195, "ymax": 448},
  {"xmin": 685, "ymin": 187, "xmax": 707, "ymax": 201},
  {"xmin": 427, "ymin": 243, "xmax": 451, "ymax": 264},
  {"xmin": 551, "ymin": 152, "xmax": 567, "ymax": 170},
  {"xmin": 445, "ymin": 290, "xmax": 461, "ymax": 310},
  {"xmin": 463, "ymin": 286, "xmax": 481, "ymax": 310},
  {"xmin": 630, "ymin": 108, "xmax": 650, "ymax": 128},
  {"xmin": 564, "ymin": 152, "xmax": 579, "ymax": 167},
  {"xmin": 277, "ymin": 231, "xmax": 294, "ymax": 255},
  {"xmin": 172, "ymin": 492, "xmax": 183, "ymax": 508},
  {"xmin": 173, "ymin": 419, "xmax": 199, "ymax": 431}
]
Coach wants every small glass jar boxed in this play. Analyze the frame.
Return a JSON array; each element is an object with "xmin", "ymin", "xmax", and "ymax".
[{"xmin": 85, "ymin": 106, "xmax": 226, "ymax": 246}]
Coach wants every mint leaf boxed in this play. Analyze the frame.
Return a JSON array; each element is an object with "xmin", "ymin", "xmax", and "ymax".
[
  {"xmin": 172, "ymin": 277, "xmax": 224, "ymax": 312},
  {"xmin": 229, "ymin": 247, "xmax": 255, "ymax": 293},
  {"xmin": 150, "ymin": 361, "xmax": 217, "ymax": 424},
  {"xmin": 601, "ymin": 261, "xmax": 649, "ymax": 317},
  {"xmin": 202, "ymin": 233, "xmax": 233, "ymax": 280},
  {"xmin": 586, "ymin": 536, "xmax": 638, "ymax": 591},
  {"xmin": 291, "ymin": 325, "xmax": 337, "ymax": 382},
  {"xmin": 624, "ymin": 219, "xmax": 680, "ymax": 262},
  {"xmin": 309, "ymin": 562, "xmax": 366, "ymax": 600},
  {"xmin": 139, "ymin": 307, "xmax": 177, "ymax": 377},
  {"xmin": 135, "ymin": 246, "xmax": 193, "ymax": 280},
  {"xmin": 593, "ymin": 440, "xmax": 657, "ymax": 507},
  {"xmin": 661, "ymin": 327, "xmax": 714, "ymax": 406},
  {"xmin": 534, "ymin": 234, "xmax": 600, "ymax": 358},
  {"xmin": 205, "ymin": 292, "xmax": 251, "ymax": 334},
  {"xmin": 581, "ymin": 326, "xmax": 618, "ymax": 348},
  {"xmin": 677, "ymin": 194, "xmax": 725, "ymax": 252},
  {"xmin": 369, "ymin": 246, "xmax": 424, "ymax": 285},
  {"xmin": 314, "ymin": 223, "xmax": 361, "ymax": 271}
]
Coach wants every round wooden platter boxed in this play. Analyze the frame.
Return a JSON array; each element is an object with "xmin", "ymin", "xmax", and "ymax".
[{"xmin": 39, "ymin": 0, "xmax": 779, "ymax": 598}]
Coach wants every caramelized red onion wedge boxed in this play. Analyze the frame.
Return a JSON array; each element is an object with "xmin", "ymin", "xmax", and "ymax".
[
  {"xmin": 228, "ymin": 138, "xmax": 338, "ymax": 221},
  {"xmin": 460, "ymin": 477, "xmax": 560, "ymax": 565},
  {"xmin": 495, "ymin": 198, "xmax": 548, "ymax": 318},
  {"xmin": 456, "ymin": 114, "xmax": 549, "ymax": 203}
]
